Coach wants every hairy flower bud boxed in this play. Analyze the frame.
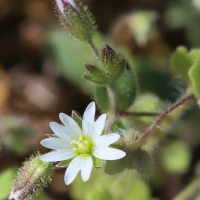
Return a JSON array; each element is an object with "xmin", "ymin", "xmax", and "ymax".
[
  {"xmin": 101, "ymin": 44, "xmax": 125, "ymax": 81},
  {"xmin": 9, "ymin": 153, "xmax": 53, "ymax": 200},
  {"xmin": 84, "ymin": 45, "xmax": 126, "ymax": 85},
  {"xmin": 84, "ymin": 64, "xmax": 109, "ymax": 84},
  {"xmin": 56, "ymin": 0, "xmax": 96, "ymax": 41}
]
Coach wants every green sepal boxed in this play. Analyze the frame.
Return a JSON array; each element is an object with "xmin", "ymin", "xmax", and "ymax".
[
  {"xmin": 128, "ymin": 149, "xmax": 153, "ymax": 176},
  {"xmin": 94, "ymin": 86, "xmax": 110, "ymax": 111},
  {"xmin": 59, "ymin": 1, "xmax": 96, "ymax": 41},
  {"xmin": 92, "ymin": 156, "xmax": 101, "ymax": 167},
  {"xmin": 72, "ymin": 111, "xmax": 82, "ymax": 129},
  {"xmin": 115, "ymin": 69, "xmax": 137, "ymax": 110},
  {"xmin": 56, "ymin": 158, "xmax": 74, "ymax": 168},
  {"xmin": 84, "ymin": 66, "xmax": 109, "ymax": 84},
  {"xmin": 188, "ymin": 57, "xmax": 200, "ymax": 100},
  {"xmin": 171, "ymin": 46, "xmax": 200, "ymax": 79},
  {"xmin": 105, "ymin": 148, "xmax": 153, "ymax": 176}
]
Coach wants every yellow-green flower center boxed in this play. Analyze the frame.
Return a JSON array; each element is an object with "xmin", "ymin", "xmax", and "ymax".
[{"xmin": 71, "ymin": 135, "xmax": 95, "ymax": 157}]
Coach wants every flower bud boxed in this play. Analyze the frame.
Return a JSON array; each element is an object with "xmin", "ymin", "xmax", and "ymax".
[
  {"xmin": 9, "ymin": 153, "xmax": 53, "ymax": 200},
  {"xmin": 84, "ymin": 64, "xmax": 109, "ymax": 84},
  {"xmin": 56, "ymin": 0, "xmax": 96, "ymax": 41},
  {"xmin": 101, "ymin": 44, "xmax": 125, "ymax": 81}
]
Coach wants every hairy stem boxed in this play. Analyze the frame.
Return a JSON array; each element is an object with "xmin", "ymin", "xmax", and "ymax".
[
  {"xmin": 88, "ymin": 39, "xmax": 99, "ymax": 58},
  {"xmin": 136, "ymin": 93, "xmax": 196, "ymax": 146},
  {"xmin": 172, "ymin": 174, "xmax": 200, "ymax": 200},
  {"xmin": 105, "ymin": 83, "xmax": 117, "ymax": 129}
]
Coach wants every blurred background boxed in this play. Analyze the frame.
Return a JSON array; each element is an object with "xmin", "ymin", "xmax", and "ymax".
[{"xmin": 1, "ymin": 0, "xmax": 200, "ymax": 199}]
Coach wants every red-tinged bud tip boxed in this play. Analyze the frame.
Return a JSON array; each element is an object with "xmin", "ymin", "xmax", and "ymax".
[
  {"xmin": 56, "ymin": 0, "xmax": 77, "ymax": 14},
  {"xmin": 85, "ymin": 64, "xmax": 95, "ymax": 73},
  {"xmin": 102, "ymin": 44, "xmax": 115, "ymax": 61}
]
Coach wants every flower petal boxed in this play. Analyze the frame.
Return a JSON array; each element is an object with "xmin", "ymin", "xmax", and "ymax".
[
  {"xmin": 40, "ymin": 138, "xmax": 72, "ymax": 150},
  {"xmin": 64, "ymin": 156, "xmax": 83, "ymax": 185},
  {"xmin": 40, "ymin": 150, "xmax": 75, "ymax": 162},
  {"xmin": 93, "ymin": 147, "xmax": 126, "ymax": 160},
  {"xmin": 94, "ymin": 133, "xmax": 120, "ymax": 147},
  {"xmin": 55, "ymin": 0, "xmax": 64, "ymax": 13},
  {"xmin": 50, "ymin": 122, "xmax": 75, "ymax": 141},
  {"xmin": 82, "ymin": 102, "xmax": 95, "ymax": 137},
  {"xmin": 81, "ymin": 156, "xmax": 93, "ymax": 182},
  {"xmin": 64, "ymin": 0, "xmax": 77, "ymax": 9},
  {"xmin": 59, "ymin": 113, "xmax": 82, "ymax": 138},
  {"xmin": 93, "ymin": 113, "xmax": 107, "ymax": 138}
]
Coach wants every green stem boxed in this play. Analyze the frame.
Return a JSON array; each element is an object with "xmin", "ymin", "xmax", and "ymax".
[
  {"xmin": 172, "ymin": 175, "xmax": 200, "ymax": 200},
  {"xmin": 88, "ymin": 39, "xmax": 99, "ymax": 58},
  {"xmin": 105, "ymin": 83, "xmax": 117, "ymax": 129},
  {"xmin": 136, "ymin": 93, "xmax": 196, "ymax": 148}
]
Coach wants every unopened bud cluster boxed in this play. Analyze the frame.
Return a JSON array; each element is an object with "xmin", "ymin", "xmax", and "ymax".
[
  {"xmin": 84, "ymin": 44, "xmax": 126, "ymax": 84},
  {"xmin": 9, "ymin": 153, "xmax": 53, "ymax": 200},
  {"xmin": 56, "ymin": 0, "xmax": 96, "ymax": 41}
]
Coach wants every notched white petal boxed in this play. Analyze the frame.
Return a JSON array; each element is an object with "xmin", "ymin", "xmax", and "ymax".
[
  {"xmin": 40, "ymin": 150, "xmax": 75, "ymax": 162},
  {"xmin": 55, "ymin": 0, "xmax": 64, "ymax": 13},
  {"xmin": 94, "ymin": 133, "xmax": 120, "ymax": 147},
  {"xmin": 94, "ymin": 147, "xmax": 126, "ymax": 160},
  {"xmin": 59, "ymin": 113, "xmax": 82, "ymax": 137},
  {"xmin": 40, "ymin": 138, "xmax": 71, "ymax": 150},
  {"xmin": 56, "ymin": 0, "xmax": 77, "ymax": 13},
  {"xmin": 64, "ymin": 156, "xmax": 82, "ymax": 185},
  {"xmin": 81, "ymin": 156, "xmax": 93, "ymax": 182},
  {"xmin": 82, "ymin": 102, "xmax": 95, "ymax": 137},
  {"xmin": 65, "ymin": 0, "xmax": 77, "ymax": 9},
  {"xmin": 50, "ymin": 122, "xmax": 75, "ymax": 141},
  {"xmin": 93, "ymin": 113, "xmax": 107, "ymax": 138}
]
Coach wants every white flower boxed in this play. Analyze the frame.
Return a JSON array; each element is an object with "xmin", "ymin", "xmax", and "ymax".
[
  {"xmin": 40, "ymin": 102, "xmax": 126, "ymax": 185},
  {"xmin": 55, "ymin": 0, "xmax": 77, "ymax": 14}
]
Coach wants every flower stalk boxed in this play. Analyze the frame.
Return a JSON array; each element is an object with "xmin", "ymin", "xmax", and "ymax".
[
  {"xmin": 136, "ymin": 93, "xmax": 196, "ymax": 148},
  {"xmin": 88, "ymin": 39, "xmax": 99, "ymax": 58}
]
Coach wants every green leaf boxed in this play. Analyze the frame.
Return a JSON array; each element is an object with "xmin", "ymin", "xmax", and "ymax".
[
  {"xmin": 171, "ymin": 46, "xmax": 200, "ymax": 79},
  {"xmin": 188, "ymin": 57, "xmax": 200, "ymax": 100},
  {"xmin": 105, "ymin": 148, "xmax": 153, "ymax": 177},
  {"xmin": 94, "ymin": 86, "xmax": 110, "ymax": 111},
  {"xmin": 0, "ymin": 168, "xmax": 18, "ymax": 199},
  {"xmin": 171, "ymin": 46, "xmax": 192, "ymax": 79},
  {"xmin": 115, "ymin": 69, "xmax": 137, "ymax": 110},
  {"xmin": 104, "ymin": 158, "xmax": 127, "ymax": 175},
  {"xmin": 129, "ymin": 149, "xmax": 153, "ymax": 176}
]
